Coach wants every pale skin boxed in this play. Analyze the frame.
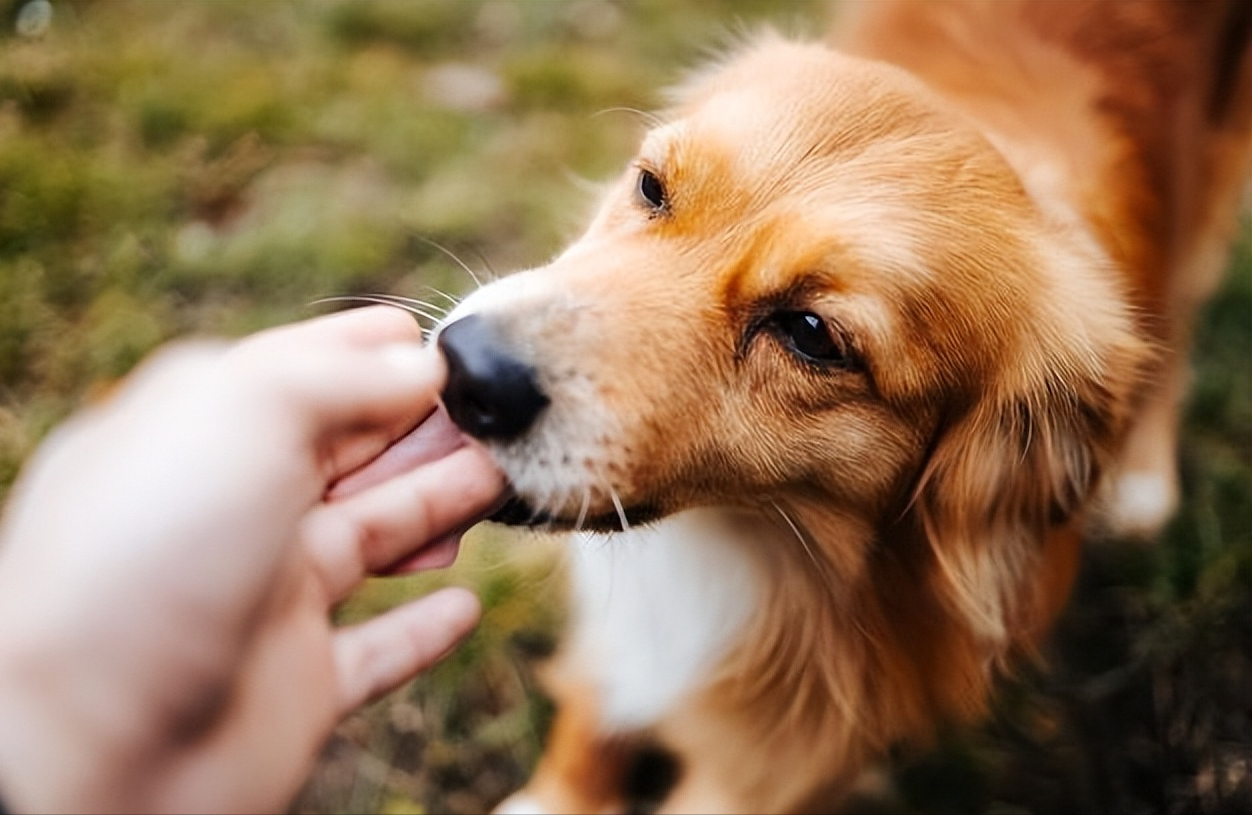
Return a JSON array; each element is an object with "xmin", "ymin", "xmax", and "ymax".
[{"xmin": 0, "ymin": 306, "xmax": 506, "ymax": 814}]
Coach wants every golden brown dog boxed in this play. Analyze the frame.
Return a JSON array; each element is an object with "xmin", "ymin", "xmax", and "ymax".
[{"xmin": 434, "ymin": 1, "xmax": 1252, "ymax": 812}]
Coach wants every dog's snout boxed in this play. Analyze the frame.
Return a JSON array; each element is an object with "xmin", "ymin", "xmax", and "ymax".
[{"xmin": 437, "ymin": 314, "xmax": 549, "ymax": 441}]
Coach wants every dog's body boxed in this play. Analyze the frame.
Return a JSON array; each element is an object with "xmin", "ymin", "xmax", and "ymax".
[{"xmin": 434, "ymin": 2, "xmax": 1252, "ymax": 812}]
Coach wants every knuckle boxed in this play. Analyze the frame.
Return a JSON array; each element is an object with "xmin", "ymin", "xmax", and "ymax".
[{"xmin": 347, "ymin": 513, "xmax": 390, "ymax": 570}]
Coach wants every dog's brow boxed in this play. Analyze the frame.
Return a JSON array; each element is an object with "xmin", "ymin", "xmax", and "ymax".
[
  {"xmin": 730, "ymin": 274, "xmax": 832, "ymax": 360},
  {"xmin": 638, "ymin": 123, "xmax": 683, "ymax": 166}
]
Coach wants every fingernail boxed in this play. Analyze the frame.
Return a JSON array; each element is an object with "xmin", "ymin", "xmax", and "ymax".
[{"xmin": 381, "ymin": 343, "xmax": 437, "ymax": 373}]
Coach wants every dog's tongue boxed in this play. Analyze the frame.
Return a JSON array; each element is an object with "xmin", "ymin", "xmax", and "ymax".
[
  {"xmin": 328, "ymin": 405, "xmax": 467, "ymax": 499},
  {"xmin": 326, "ymin": 403, "xmax": 509, "ymax": 574},
  {"xmin": 384, "ymin": 534, "xmax": 462, "ymax": 574}
]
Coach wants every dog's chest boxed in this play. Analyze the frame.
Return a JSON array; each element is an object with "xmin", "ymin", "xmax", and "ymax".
[{"xmin": 564, "ymin": 509, "xmax": 762, "ymax": 731}]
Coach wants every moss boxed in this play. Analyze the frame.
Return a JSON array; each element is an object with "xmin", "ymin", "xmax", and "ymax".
[
  {"xmin": 0, "ymin": 257, "xmax": 52, "ymax": 386},
  {"xmin": 503, "ymin": 44, "xmax": 641, "ymax": 112},
  {"xmin": 322, "ymin": 0, "xmax": 477, "ymax": 56}
]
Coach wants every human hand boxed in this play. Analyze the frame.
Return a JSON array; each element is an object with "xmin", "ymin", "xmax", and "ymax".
[{"xmin": 0, "ymin": 307, "xmax": 505, "ymax": 814}]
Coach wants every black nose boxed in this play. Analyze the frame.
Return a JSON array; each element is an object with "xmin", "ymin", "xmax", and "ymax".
[{"xmin": 437, "ymin": 314, "xmax": 549, "ymax": 441}]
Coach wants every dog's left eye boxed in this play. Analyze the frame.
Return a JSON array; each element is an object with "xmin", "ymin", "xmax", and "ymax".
[
  {"xmin": 638, "ymin": 168, "xmax": 668, "ymax": 212},
  {"xmin": 770, "ymin": 311, "xmax": 847, "ymax": 364}
]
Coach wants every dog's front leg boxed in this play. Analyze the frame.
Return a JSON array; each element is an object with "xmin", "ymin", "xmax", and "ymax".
[{"xmin": 494, "ymin": 682, "xmax": 631, "ymax": 815}]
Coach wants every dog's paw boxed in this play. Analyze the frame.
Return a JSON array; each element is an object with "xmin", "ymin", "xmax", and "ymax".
[
  {"xmin": 492, "ymin": 792, "xmax": 551, "ymax": 815},
  {"xmin": 1094, "ymin": 469, "xmax": 1179, "ymax": 541}
]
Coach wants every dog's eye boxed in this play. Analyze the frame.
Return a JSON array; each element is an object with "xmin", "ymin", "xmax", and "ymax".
[
  {"xmin": 638, "ymin": 168, "xmax": 667, "ymax": 212},
  {"xmin": 770, "ymin": 311, "xmax": 847, "ymax": 364}
]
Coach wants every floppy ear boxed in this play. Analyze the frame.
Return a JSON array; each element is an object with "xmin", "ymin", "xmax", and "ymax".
[{"xmin": 910, "ymin": 324, "xmax": 1152, "ymax": 653}]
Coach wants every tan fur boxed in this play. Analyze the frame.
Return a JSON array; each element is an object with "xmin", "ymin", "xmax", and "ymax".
[
  {"xmin": 516, "ymin": 681, "xmax": 632, "ymax": 815},
  {"xmin": 456, "ymin": 2, "xmax": 1252, "ymax": 812}
]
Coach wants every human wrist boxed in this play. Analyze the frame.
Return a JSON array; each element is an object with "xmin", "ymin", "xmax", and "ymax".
[
  {"xmin": 0, "ymin": 626, "xmax": 71, "ymax": 812},
  {"xmin": 0, "ymin": 617, "xmax": 157, "ymax": 813}
]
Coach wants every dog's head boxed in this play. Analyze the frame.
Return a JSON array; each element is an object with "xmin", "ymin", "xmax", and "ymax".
[{"xmin": 437, "ymin": 35, "xmax": 1149, "ymax": 638}]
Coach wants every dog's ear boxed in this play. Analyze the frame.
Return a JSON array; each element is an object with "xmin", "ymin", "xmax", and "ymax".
[{"xmin": 909, "ymin": 313, "xmax": 1152, "ymax": 654}]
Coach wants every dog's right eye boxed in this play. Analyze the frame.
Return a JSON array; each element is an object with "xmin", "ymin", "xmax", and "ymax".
[
  {"xmin": 769, "ymin": 311, "xmax": 849, "ymax": 366},
  {"xmin": 638, "ymin": 168, "xmax": 668, "ymax": 212}
]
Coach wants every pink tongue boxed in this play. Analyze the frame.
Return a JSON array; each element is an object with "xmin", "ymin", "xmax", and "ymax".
[
  {"xmin": 384, "ymin": 535, "xmax": 462, "ymax": 575},
  {"xmin": 329, "ymin": 405, "xmax": 467, "ymax": 499},
  {"xmin": 327, "ymin": 404, "xmax": 484, "ymax": 575}
]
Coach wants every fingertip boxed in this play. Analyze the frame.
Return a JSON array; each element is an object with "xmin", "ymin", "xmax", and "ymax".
[
  {"xmin": 428, "ymin": 585, "xmax": 483, "ymax": 633},
  {"xmin": 334, "ymin": 585, "xmax": 483, "ymax": 712},
  {"xmin": 320, "ymin": 304, "xmax": 426, "ymax": 345},
  {"xmin": 455, "ymin": 440, "xmax": 509, "ymax": 491},
  {"xmin": 382, "ymin": 342, "xmax": 446, "ymax": 386},
  {"xmin": 396, "ymin": 586, "xmax": 482, "ymax": 674},
  {"xmin": 367, "ymin": 304, "xmax": 428, "ymax": 343},
  {"xmin": 419, "ymin": 443, "xmax": 508, "ymax": 517}
]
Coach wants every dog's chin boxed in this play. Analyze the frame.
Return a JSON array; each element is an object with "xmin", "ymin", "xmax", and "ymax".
[{"xmin": 488, "ymin": 494, "xmax": 664, "ymax": 533}]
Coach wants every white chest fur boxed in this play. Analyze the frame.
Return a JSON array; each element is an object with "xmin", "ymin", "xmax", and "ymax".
[{"xmin": 564, "ymin": 508, "xmax": 763, "ymax": 732}]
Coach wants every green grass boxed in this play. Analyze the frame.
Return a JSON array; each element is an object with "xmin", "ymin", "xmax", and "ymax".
[{"xmin": 1, "ymin": 2, "xmax": 1248, "ymax": 814}]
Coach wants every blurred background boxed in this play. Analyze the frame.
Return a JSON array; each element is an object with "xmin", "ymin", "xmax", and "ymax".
[{"xmin": 0, "ymin": 2, "xmax": 1248, "ymax": 813}]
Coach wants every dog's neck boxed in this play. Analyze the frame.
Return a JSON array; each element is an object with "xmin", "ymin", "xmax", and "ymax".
[
  {"xmin": 556, "ymin": 499, "xmax": 989, "ymax": 810},
  {"xmin": 562, "ymin": 508, "xmax": 765, "ymax": 732},
  {"xmin": 644, "ymin": 497, "xmax": 994, "ymax": 812}
]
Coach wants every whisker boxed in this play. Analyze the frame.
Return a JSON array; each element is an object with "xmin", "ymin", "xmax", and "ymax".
[
  {"xmin": 466, "ymin": 246, "xmax": 501, "ymax": 283},
  {"xmin": 550, "ymin": 484, "xmax": 576, "ymax": 536},
  {"xmin": 538, "ymin": 497, "xmax": 556, "ymax": 537},
  {"xmin": 574, "ymin": 487, "xmax": 591, "ymax": 533},
  {"xmin": 354, "ymin": 291, "xmax": 450, "ymax": 317},
  {"xmin": 370, "ymin": 293, "xmax": 451, "ymax": 316},
  {"xmin": 415, "ymin": 236, "xmax": 485, "ymax": 289},
  {"xmin": 307, "ymin": 295, "xmax": 443, "ymax": 323},
  {"xmin": 769, "ymin": 499, "xmax": 823, "ymax": 574},
  {"xmin": 422, "ymin": 286, "xmax": 462, "ymax": 309},
  {"xmin": 525, "ymin": 496, "xmax": 547, "ymax": 527},
  {"xmin": 536, "ymin": 484, "xmax": 560, "ymax": 536},
  {"xmin": 527, "ymin": 481, "xmax": 563, "ymax": 529},
  {"xmin": 592, "ymin": 106, "xmax": 666, "ymax": 129},
  {"xmin": 609, "ymin": 487, "xmax": 631, "ymax": 533}
]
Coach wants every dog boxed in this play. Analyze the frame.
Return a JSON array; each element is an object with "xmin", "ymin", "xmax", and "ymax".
[{"xmin": 432, "ymin": 1, "xmax": 1252, "ymax": 812}]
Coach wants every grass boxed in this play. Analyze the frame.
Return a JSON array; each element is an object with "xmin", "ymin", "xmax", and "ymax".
[{"xmin": 0, "ymin": 2, "xmax": 1248, "ymax": 813}]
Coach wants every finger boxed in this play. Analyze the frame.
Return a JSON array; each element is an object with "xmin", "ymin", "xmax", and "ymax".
[
  {"xmin": 334, "ymin": 586, "xmax": 481, "ymax": 713},
  {"xmin": 266, "ymin": 305, "xmax": 424, "ymax": 348},
  {"xmin": 221, "ymin": 307, "xmax": 449, "ymax": 485},
  {"xmin": 304, "ymin": 445, "xmax": 505, "ymax": 601},
  {"xmin": 329, "ymin": 405, "xmax": 467, "ymax": 500},
  {"xmin": 227, "ymin": 303, "xmax": 444, "ymax": 422},
  {"xmin": 220, "ymin": 334, "xmax": 450, "ymax": 485},
  {"xmin": 248, "ymin": 340, "xmax": 446, "ymax": 428},
  {"xmin": 296, "ymin": 343, "xmax": 448, "ymax": 481}
]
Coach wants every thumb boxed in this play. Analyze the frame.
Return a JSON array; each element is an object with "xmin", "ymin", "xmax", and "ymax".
[{"xmin": 222, "ymin": 336, "xmax": 448, "ymax": 480}]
